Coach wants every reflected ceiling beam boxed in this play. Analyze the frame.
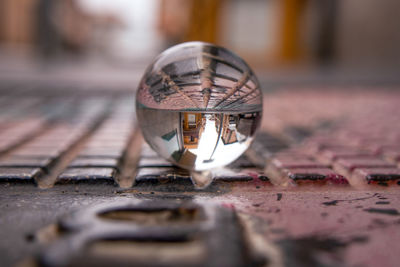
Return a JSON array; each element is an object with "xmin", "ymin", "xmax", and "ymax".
[
  {"xmin": 202, "ymin": 53, "xmax": 244, "ymax": 74},
  {"xmin": 149, "ymin": 70, "xmax": 201, "ymax": 88},
  {"xmin": 212, "ymin": 70, "xmax": 251, "ymax": 109},
  {"xmin": 222, "ymin": 86, "xmax": 260, "ymax": 109},
  {"xmin": 198, "ymin": 56, "xmax": 216, "ymax": 109},
  {"xmin": 159, "ymin": 70, "xmax": 200, "ymax": 108}
]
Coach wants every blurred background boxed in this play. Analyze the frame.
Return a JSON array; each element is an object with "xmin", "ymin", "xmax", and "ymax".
[{"xmin": 1, "ymin": 0, "xmax": 400, "ymax": 86}]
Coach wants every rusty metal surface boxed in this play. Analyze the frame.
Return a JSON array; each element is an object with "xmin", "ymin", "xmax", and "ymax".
[
  {"xmin": 1, "ymin": 184, "xmax": 400, "ymax": 267},
  {"xmin": 0, "ymin": 84, "xmax": 400, "ymax": 267}
]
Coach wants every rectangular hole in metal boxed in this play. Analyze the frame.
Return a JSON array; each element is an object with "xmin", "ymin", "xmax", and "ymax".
[{"xmin": 97, "ymin": 207, "xmax": 202, "ymax": 225}]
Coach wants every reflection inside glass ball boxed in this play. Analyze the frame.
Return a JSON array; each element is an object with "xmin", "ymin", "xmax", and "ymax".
[{"xmin": 136, "ymin": 42, "xmax": 263, "ymax": 187}]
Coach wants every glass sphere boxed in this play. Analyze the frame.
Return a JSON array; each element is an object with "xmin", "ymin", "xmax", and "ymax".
[{"xmin": 136, "ymin": 42, "xmax": 263, "ymax": 172}]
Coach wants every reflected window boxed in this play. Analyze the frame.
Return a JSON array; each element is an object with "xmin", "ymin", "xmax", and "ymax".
[{"xmin": 182, "ymin": 112, "xmax": 204, "ymax": 149}]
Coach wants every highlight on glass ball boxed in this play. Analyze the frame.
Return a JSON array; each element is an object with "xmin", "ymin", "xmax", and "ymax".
[{"xmin": 136, "ymin": 42, "xmax": 263, "ymax": 187}]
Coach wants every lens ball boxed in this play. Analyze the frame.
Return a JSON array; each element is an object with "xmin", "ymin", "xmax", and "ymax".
[{"xmin": 136, "ymin": 42, "xmax": 263, "ymax": 173}]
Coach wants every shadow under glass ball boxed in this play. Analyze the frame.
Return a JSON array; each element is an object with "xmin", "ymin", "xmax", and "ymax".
[{"xmin": 136, "ymin": 42, "xmax": 263, "ymax": 186}]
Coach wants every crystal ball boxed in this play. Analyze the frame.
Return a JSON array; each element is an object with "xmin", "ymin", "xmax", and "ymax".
[{"xmin": 136, "ymin": 42, "xmax": 263, "ymax": 172}]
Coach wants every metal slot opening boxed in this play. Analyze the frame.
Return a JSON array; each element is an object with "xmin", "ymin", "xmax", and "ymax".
[{"xmin": 97, "ymin": 207, "xmax": 200, "ymax": 225}]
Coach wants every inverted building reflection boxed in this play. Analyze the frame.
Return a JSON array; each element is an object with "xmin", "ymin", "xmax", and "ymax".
[
  {"xmin": 215, "ymin": 112, "xmax": 260, "ymax": 145},
  {"xmin": 136, "ymin": 107, "xmax": 261, "ymax": 170}
]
